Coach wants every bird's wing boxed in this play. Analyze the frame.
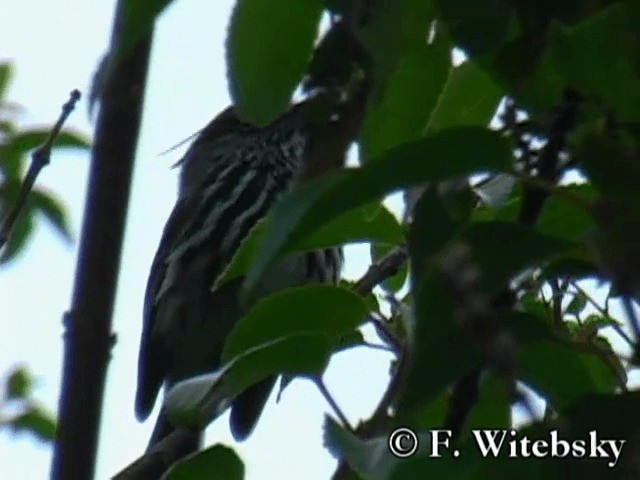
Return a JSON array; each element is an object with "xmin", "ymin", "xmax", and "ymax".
[{"xmin": 135, "ymin": 194, "xmax": 199, "ymax": 420}]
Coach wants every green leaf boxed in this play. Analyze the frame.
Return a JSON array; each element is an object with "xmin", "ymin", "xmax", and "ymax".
[
  {"xmin": 294, "ymin": 202, "xmax": 403, "ymax": 251},
  {"xmin": 574, "ymin": 128, "xmax": 640, "ymax": 204},
  {"xmin": 227, "ymin": 0, "xmax": 324, "ymax": 125},
  {"xmin": 549, "ymin": 2, "xmax": 640, "ymax": 121},
  {"xmin": 536, "ymin": 184, "xmax": 597, "ymax": 242},
  {"xmin": 503, "ymin": 392, "xmax": 640, "ymax": 478},
  {"xmin": 30, "ymin": 189, "xmax": 73, "ymax": 243},
  {"xmin": 242, "ymin": 127, "xmax": 512, "ymax": 298},
  {"xmin": 565, "ymin": 291, "xmax": 587, "ymax": 316},
  {"xmin": 4, "ymin": 128, "xmax": 91, "ymax": 154},
  {"xmin": 434, "ymin": 0, "xmax": 518, "ymax": 57},
  {"xmin": 399, "ymin": 270, "xmax": 481, "ymax": 413},
  {"xmin": 324, "ymin": 416, "xmax": 406, "ymax": 480},
  {"xmin": 166, "ymin": 334, "xmax": 331, "ymax": 430},
  {"xmin": 425, "ymin": 60, "xmax": 504, "ymax": 133},
  {"xmin": 10, "ymin": 404, "xmax": 56, "ymax": 442},
  {"xmin": 409, "ymin": 186, "xmax": 461, "ymax": 267},
  {"xmin": 550, "ymin": 392, "xmax": 640, "ymax": 477},
  {"xmin": 0, "ymin": 62, "xmax": 12, "ymax": 100},
  {"xmin": 462, "ymin": 221, "xmax": 577, "ymax": 293},
  {"xmin": 162, "ymin": 444, "xmax": 244, "ymax": 480},
  {"xmin": 335, "ymin": 329, "xmax": 366, "ymax": 353},
  {"xmin": 5, "ymin": 366, "xmax": 32, "ymax": 400},
  {"xmin": 371, "ymin": 243, "xmax": 408, "ymax": 293},
  {"xmin": 117, "ymin": 2, "xmax": 174, "ymax": 62},
  {"xmin": 0, "ymin": 192, "xmax": 35, "ymax": 264},
  {"xmin": 223, "ymin": 285, "xmax": 368, "ymax": 361},
  {"xmin": 361, "ymin": 38, "xmax": 451, "ymax": 159},
  {"xmin": 517, "ymin": 340, "xmax": 616, "ymax": 410},
  {"xmin": 461, "ymin": 372, "xmax": 511, "ymax": 436}
]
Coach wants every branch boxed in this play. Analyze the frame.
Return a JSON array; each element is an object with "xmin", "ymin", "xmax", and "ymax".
[
  {"xmin": 112, "ymin": 429, "xmax": 201, "ymax": 480},
  {"xmin": 50, "ymin": 3, "xmax": 154, "ymax": 480},
  {"xmin": 352, "ymin": 245, "xmax": 407, "ymax": 296},
  {"xmin": 0, "ymin": 90, "xmax": 81, "ymax": 250}
]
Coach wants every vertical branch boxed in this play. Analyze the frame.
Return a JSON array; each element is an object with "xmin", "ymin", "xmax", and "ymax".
[{"xmin": 50, "ymin": 2, "xmax": 154, "ymax": 480}]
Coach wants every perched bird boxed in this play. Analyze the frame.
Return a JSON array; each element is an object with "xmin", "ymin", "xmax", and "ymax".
[{"xmin": 135, "ymin": 83, "xmax": 369, "ymax": 456}]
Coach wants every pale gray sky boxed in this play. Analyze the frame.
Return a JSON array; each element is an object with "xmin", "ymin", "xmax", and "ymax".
[{"xmin": 0, "ymin": 2, "xmax": 392, "ymax": 479}]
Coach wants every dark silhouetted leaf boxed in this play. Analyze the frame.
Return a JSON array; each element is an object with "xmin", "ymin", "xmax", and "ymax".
[{"xmin": 163, "ymin": 444, "xmax": 244, "ymax": 480}]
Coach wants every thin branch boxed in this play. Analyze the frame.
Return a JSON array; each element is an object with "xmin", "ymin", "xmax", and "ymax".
[
  {"xmin": 314, "ymin": 377, "xmax": 353, "ymax": 432},
  {"xmin": 570, "ymin": 281, "xmax": 635, "ymax": 349},
  {"xmin": 352, "ymin": 245, "xmax": 407, "ymax": 296},
  {"xmin": 622, "ymin": 296, "xmax": 640, "ymax": 344},
  {"xmin": 0, "ymin": 89, "xmax": 81, "ymax": 250},
  {"xmin": 112, "ymin": 428, "xmax": 200, "ymax": 480}
]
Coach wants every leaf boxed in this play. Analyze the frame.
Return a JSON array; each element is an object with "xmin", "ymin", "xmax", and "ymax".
[
  {"xmin": 223, "ymin": 285, "xmax": 368, "ymax": 362},
  {"xmin": 360, "ymin": 37, "xmax": 451, "ymax": 159},
  {"xmin": 565, "ymin": 291, "xmax": 587, "ymax": 316},
  {"xmin": 242, "ymin": 127, "xmax": 512, "ymax": 298},
  {"xmin": 226, "ymin": 0, "xmax": 324, "ymax": 125},
  {"xmin": 574, "ymin": 128, "xmax": 640, "ymax": 205},
  {"xmin": 0, "ymin": 62, "xmax": 12, "ymax": 100},
  {"xmin": 461, "ymin": 372, "xmax": 511, "ymax": 436},
  {"xmin": 513, "ymin": 392, "xmax": 640, "ymax": 479},
  {"xmin": 10, "ymin": 404, "xmax": 57, "ymax": 442},
  {"xmin": 399, "ymin": 270, "xmax": 481, "ymax": 413},
  {"xmin": 162, "ymin": 444, "xmax": 244, "ymax": 480},
  {"xmin": 356, "ymin": 0, "xmax": 435, "ymax": 90},
  {"xmin": 371, "ymin": 243, "xmax": 408, "ymax": 293},
  {"xmin": 118, "ymin": 2, "xmax": 174, "ymax": 62},
  {"xmin": 166, "ymin": 334, "xmax": 331, "ymax": 430},
  {"xmin": 4, "ymin": 128, "xmax": 91, "ymax": 154},
  {"xmin": 517, "ymin": 340, "xmax": 616, "ymax": 410},
  {"xmin": 0, "ymin": 194, "xmax": 34, "ymax": 264},
  {"xmin": 462, "ymin": 221, "xmax": 577, "ymax": 293},
  {"xmin": 294, "ymin": 202, "xmax": 403, "ymax": 251},
  {"xmin": 549, "ymin": 2, "xmax": 640, "ymax": 121},
  {"xmin": 434, "ymin": 0, "xmax": 518, "ymax": 57},
  {"xmin": 324, "ymin": 416, "xmax": 409, "ymax": 480},
  {"xmin": 5, "ymin": 366, "xmax": 32, "ymax": 400},
  {"xmin": 536, "ymin": 184, "xmax": 597, "ymax": 242},
  {"xmin": 30, "ymin": 189, "xmax": 73, "ymax": 243},
  {"xmin": 425, "ymin": 60, "xmax": 504, "ymax": 133}
]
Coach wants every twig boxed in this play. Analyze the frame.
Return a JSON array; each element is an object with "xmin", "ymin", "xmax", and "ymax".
[
  {"xmin": 314, "ymin": 377, "xmax": 353, "ymax": 432},
  {"xmin": 111, "ymin": 428, "xmax": 200, "ymax": 480},
  {"xmin": 622, "ymin": 296, "xmax": 640, "ymax": 344},
  {"xmin": 0, "ymin": 89, "xmax": 81, "ymax": 250},
  {"xmin": 352, "ymin": 245, "xmax": 407, "ymax": 296},
  {"xmin": 570, "ymin": 281, "xmax": 635, "ymax": 349}
]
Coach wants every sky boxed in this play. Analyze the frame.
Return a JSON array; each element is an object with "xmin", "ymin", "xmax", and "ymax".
[{"xmin": 0, "ymin": 1, "xmax": 394, "ymax": 479}]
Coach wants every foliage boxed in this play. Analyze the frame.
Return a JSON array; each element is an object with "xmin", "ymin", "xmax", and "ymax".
[
  {"xmin": 0, "ymin": 365, "xmax": 57, "ymax": 443},
  {"xmin": 54, "ymin": 0, "xmax": 640, "ymax": 478},
  {"xmin": 0, "ymin": 61, "xmax": 90, "ymax": 264},
  {"xmin": 0, "ymin": 63, "xmax": 88, "ymax": 446}
]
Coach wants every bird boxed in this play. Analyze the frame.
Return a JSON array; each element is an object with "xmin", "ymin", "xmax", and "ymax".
[{"xmin": 135, "ymin": 82, "xmax": 370, "ymax": 458}]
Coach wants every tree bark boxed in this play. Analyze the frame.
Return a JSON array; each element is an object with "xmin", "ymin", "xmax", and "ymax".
[{"xmin": 51, "ymin": 3, "xmax": 154, "ymax": 479}]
